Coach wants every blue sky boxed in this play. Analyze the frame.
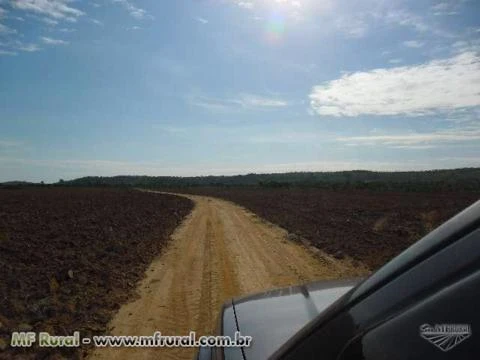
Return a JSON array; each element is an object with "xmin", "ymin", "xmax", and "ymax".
[{"xmin": 0, "ymin": 0, "xmax": 479, "ymax": 182}]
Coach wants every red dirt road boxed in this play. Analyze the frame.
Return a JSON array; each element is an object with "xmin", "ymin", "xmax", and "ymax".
[{"xmin": 89, "ymin": 193, "xmax": 368, "ymax": 360}]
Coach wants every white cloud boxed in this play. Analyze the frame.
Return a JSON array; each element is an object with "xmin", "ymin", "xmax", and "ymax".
[
  {"xmin": 236, "ymin": 1, "xmax": 254, "ymax": 10},
  {"xmin": 248, "ymin": 131, "xmax": 320, "ymax": 144},
  {"xmin": 113, "ymin": 0, "xmax": 149, "ymax": 20},
  {"xmin": 41, "ymin": 17, "xmax": 58, "ymax": 26},
  {"xmin": 4, "ymin": 157, "xmax": 475, "ymax": 182},
  {"xmin": 388, "ymin": 58, "xmax": 402, "ymax": 64},
  {"xmin": 403, "ymin": 40, "xmax": 424, "ymax": 48},
  {"xmin": 387, "ymin": 9, "xmax": 455, "ymax": 38},
  {"xmin": 310, "ymin": 51, "xmax": 480, "ymax": 117},
  {"xmin": 41, "ymin": 36, "xmax": 68, "ymax": 45},
  {"xmin": 195, "ymin": 17, "xmax": 208, "ymax": 24},
  {"xmin": 444, "ymin": 108, "xmax": 480, "ymax": 124},
  {"xmin": 233, "ymin": 0, "xmax": 332, "ymax": 20},
  {"xmin": 0, "ymin": 49, "xmax": 17, "ymax": 55},
  {"xmin": 432, "ymin": 2, "xmax": 450, "ymax": 11},
  {"xmin": 151, "ymin": 125, "xmax": 189, "ymax": 134},
  {"xmin": 384, "ymin": 10, "xmax": 429, "ymax": 33},
  {"xmin": 451, "ymin": 39, "xmax": 480, "ymax": 54},
  {"xmin": 453, "ymin": 41, "xmax": 468, "ymax": 49},
  {"xmin": 237, "ymin": 94, "xmax": 288, "ymax": 108},
  {"xmin": 336, "ymin": 128, "xmax": 480, "ymax": 148},
  {"xmin": 431, "ymin": 1, "xmax": 460, "ymax": 16},
  {"xmin": 0, "ymin": 139, "xmax": 23, "ymax": 148},
  {"xmin": 336, "ymin": 17, "xmax": 368, "ymax": 38},
  {"xmin": 189, "ymin": 97, "xmax": 231, "ymax": 112},
  {"xmin": 0, "ymin": 22, "xmax": 16, "ymax": 34},
  {"xmin": 11, "ymin": 0, "xmax": 84, "ymax": 21},
  {"xmin": 189, "ymin": 93, "xmax": 288, "ymax": 112},
  {"xmin": 17, "ymin": 43, "xmax": 41, "ymax": 52},
  {"xmin": 90, "ymin": 18, "xmax": 103, "ymax": 26}
]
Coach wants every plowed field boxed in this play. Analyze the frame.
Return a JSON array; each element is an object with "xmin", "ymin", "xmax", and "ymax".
[
  {"xmin": 176, "ymin": 188, "xmax": 479, "ymax": 269},
  {"xmin": 0, "ymin": 188, "xmax": 193, "ymax": 359}
]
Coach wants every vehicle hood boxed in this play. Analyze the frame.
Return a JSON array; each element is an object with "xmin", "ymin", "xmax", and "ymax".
[{"xmin": 230, "ymin": 278, "xmax": 360, "ymax": 360}]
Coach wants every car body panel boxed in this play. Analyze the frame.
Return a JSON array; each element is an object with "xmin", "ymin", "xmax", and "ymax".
[
  {"xmin": 231, "ymin": 279, "xmax": 360, "ymax": 360},
  {"xmin": 222, "ymin": 304, "xmax": 244, "ymax": 360}
]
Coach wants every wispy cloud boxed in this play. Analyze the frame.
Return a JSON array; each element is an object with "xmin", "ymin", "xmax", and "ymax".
[
  {"xmin": 188, "ymin": 96, "xmax": 233, "ymax": 112},
  {"xmin": 10, "ymin": 0, "xmax": 84, "ymax": 21},
  {"xmin": 431, "ymin": 1, "xmax": 460, "ymax": 16},
  {"xmin": 336, "ymin": 17, "xmax": 368, "ymax": 38},
  {"xmin": 235, "ymin": 1, "xmax": 254, "ymax": 10},
  {"xmin": 384, "ymin": 10, "xmax": 429, "ymax": 33},
  {"xmin": 112, "ymin": 0, "xmax": 150, "ymax": 20},
  {"xmin": 329, "ymin": 3, "xmax": 456, "ymax": 42},
  {"xmin": 151, "ymin": 124, "xmax": 189, "ymax": 134},
  {"xmin": 233, "ymin": 0, "xmax": 314, "ymax": 11},
  {"xmin": 336, "ymin": 128, "xmax": 480, "ymax": 148},
  {"xmin": 310, "ymin": 51, "xmax": 480, "ymax": 117},
  {"xmin": 0, "ymin": 23, "xmax": 17, "ymax": 34},
  {"xmin": 195, "ymin": 17, "xmax": 208, "ymax": 24},
  {"xmin": 237, "ymin": 94, "xmax": 288, "ymax": 108},
  {"xmin": 16, "ymin": 42, "xmax": 41, "ymax": 52},
  {"xmin": 4, "ymin": 157, "xmax": 472, "ymax": 181},
  {"xmin": 0, "ymin": 49, "xmax": 17, "ymax": 56},
  {"xmin": 0, "ymin": 158, "xmax": 174, "ymax": 179},
  {"xmin": 403, "ymin": 40, "xmax": 424, "ymax": 48},
  {"xmin": 41, "ymin": 36, "xmax": 68, "ymax": 45},
  {"xmin": 248, "ymin": 131, "xmax": 320, "ymax": 144},
  {"xmin": 444, "ymin": 108, "xmax": 480, "ymax": 124},
  {"xmin": 388, "ymin": 58, "xmax": 402, "ymax": 64},
  {"xmin": 41, "ymin": 17, "xmax": 58, "ymax": 26},
  {"xmin": 451, "ymin": 38, "xmax": 480, "ymax": 54},
  {"xmin": 189, "ymin": 93, "xmax": 289, "ymax": 112},
  {"xmin": 0, "ymin": 139, "xmax": 23, "ymax": 149},
  {"xmin": 90, "ymin": 18, "xmax": 103, "ymax": 26},
  {"xmin": 383, "ymin": 9, "xmax": 454, "ymax": 38}
]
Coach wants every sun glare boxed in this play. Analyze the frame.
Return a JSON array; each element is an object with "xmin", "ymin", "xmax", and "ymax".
[
  {"xmin": 265, "ymin": 12, "xmax": 286, "ymax": 43},
  {"xmin": 261, "ymin": 0, "xmax": 310, "ymax": 43}
]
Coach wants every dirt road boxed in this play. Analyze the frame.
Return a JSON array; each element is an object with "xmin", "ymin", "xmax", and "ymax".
[{"xmin": 89, "ymin": 193, "xmax": 368, "ymax": 360}]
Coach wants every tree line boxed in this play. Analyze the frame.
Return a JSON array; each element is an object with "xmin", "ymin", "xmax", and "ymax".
[{"xmin": 49, "ymin": 168, "xmax": 480, "ymax": 192}]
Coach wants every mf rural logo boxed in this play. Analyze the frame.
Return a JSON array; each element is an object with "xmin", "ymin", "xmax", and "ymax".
[{"xmin": 419, "ymin": 323, "xmax": 471, "ymax": 352}]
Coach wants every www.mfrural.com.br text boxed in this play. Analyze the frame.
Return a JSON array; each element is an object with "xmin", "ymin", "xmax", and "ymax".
[{"xmin": 10, "ymin": 331, "xmax": 252, "ymax": 348}]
